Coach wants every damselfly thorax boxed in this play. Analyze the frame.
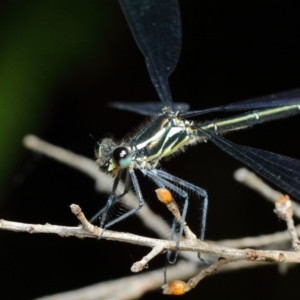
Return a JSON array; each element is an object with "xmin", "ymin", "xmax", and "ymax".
[{"xmin": 96, "ymin": 108, "xmax": 198, "ymax": 175}]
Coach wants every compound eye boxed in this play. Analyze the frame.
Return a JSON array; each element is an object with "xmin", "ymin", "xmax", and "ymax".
[{"xmin": 112, "ymin": 147, "xmax": 132, "ymax": 169}]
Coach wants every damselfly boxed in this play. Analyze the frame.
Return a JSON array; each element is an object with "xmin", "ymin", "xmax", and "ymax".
[{"xmin": 92, "ymin": 0, "xmax": 300, "ymax": 244}]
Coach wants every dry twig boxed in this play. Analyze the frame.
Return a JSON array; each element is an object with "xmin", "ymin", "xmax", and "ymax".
[
  {"xmin": 274, "ymin": 195, "xmax": 300, "ymax": 250},
  {"xmin": 4, "ymin": 135, "xmax": 296, "ymax": 298}
]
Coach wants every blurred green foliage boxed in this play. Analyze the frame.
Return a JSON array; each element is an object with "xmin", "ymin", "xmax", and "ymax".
[{"xmin": 0, "ymin": 1, "xmax": 111, "ymax": 192}]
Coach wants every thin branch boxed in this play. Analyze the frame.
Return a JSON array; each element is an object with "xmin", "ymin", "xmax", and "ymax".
[
  {"xmin": 1, "ymin": 205, "xmax": 300, "ymax": 265},
  {"xmin": 274, "ymin": 195, "xmax": 300, "ymax": 251},
  {"xmin": 131, "ymin": 245, "xmax": 165, "ymax": 273},
  {"xmin": 155, "ymin": 188, "xmax": 197, "ymax": 241},
  {"xmin": 162, "ymin": 258, "xmax": 237, "ymax": 295}
]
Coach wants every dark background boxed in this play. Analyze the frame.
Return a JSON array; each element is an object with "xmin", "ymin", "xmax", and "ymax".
[{"xmin": 1, "ymin": 1, "xmax": 300, "ymax": 299}]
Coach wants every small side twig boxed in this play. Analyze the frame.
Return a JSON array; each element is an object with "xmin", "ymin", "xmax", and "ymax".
[
  {"xmin": 162, "ymin": 258, "xmax": 236, "ymax": 295},
  {"xmin": 131, "ymin": 245, "xmax": 165, "ymax": 272},
  {"xmin": 155, "ymin": 188, "xmax": 197, "ymax": 241},
  {"xmin": 70, "ymin": 204, "xmax": 101, "ymax": 236},
  {"xmin": 275, "ymin": 195, "xmax": 300, "ymax": 251}
]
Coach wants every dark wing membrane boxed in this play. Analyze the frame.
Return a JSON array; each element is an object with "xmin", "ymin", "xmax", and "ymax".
[
  {"xmin": 109, "ymin": 102, "xmax": 190, "ymax": 116},
  {"xmin": 182, "ymin": 88, "xmax": 300, "ymax": 118},
  {"xmin": 119, "ymin": 0, "xmax": 181, "ymax": 109},
  {"xmin": 199, "ymin": 128, "xmax": 300, "ymax": 201}
]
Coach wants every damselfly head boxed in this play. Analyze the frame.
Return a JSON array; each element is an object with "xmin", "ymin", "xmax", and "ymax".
[
  {"xmin": 96, "ymin": 138, "xmax": 132, "ymax": 175},
  {"xmin": 96, "ymin": 138, "xmax": 116, "ymax": 173}
]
